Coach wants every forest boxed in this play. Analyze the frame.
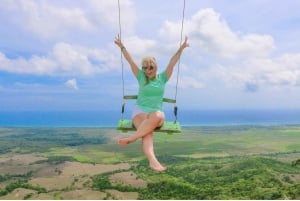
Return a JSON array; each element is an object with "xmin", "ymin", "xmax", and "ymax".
[{"xmin": 92, "ymin": 155, "xmax": 300, "ymax": 199}]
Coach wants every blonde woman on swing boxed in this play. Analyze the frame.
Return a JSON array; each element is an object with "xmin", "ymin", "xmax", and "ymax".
[{"xmin": 114, "ymin": 35, "xmax": 189, "ymax": 172}]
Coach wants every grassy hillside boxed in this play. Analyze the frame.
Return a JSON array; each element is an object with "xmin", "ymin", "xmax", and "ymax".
[
  {"xmin": 0, "ymin": 126, "xmax": 299, "ymax": 199},
  {"xmin": 133, "ymin": 156, "xmax": 300, "ymax": 199}
]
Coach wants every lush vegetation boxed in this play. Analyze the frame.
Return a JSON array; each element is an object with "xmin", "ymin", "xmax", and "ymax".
[
  {"xmin": 0, "ymin": 126, "xmax": 299, "ymax": 199},
  {"xmin": 32, "ymin": 155, "xmax": 77, "ymax": 165},
  {"xmin": 92, "ymin": 170, "xmax": 140, "ymax": 192},
  {"xmin": 0, "ymin": 173, "xmax": 46, "ymax": 198},
  {"xmin": 0, "ymin": 171, "xmax": 32, "ymax": 183},
  {"xmin": 0, "ymin": 127, "xmax": 107, "ymax": 154},
  {"xmin": 91, "ymin": 155, "xmax": 300, "ymax": 200}
]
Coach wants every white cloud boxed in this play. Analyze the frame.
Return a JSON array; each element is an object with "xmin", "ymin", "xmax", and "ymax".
[
  {"xmin": 0, "ymin": 0, "xmax": 136, "ymax": 39},
  {"xmin": 0, "ymin": 42, "xmax": 118, "ymax": 76},
  {"xmin": 123, "ymin": 36, "xmax": 159, "ymax": 58},
  {"xmin": 65, "ymin": 78, "xmax": 78, "ymax": 90},
  {"xmin": 177, "ymin": 76, "xmax": 205, "ymax": 89},
  {"xmin": 51, "ymin": 43, "xmax": 94, "ymax": 75},
  {"xmin": 2, "ymin": 1, "xmax": 300, "ymax": 111},
  {"xmin": 89, "ymin": 0, "xmax": 136, "ymax": 34},
  {"xmin": 159, "ymin": 7, "xmax": 300, "ymax": 93},
  {"xmin": 0, "ymin": 0, "xmax": 92, "ymax": 38},
  {"xmin": 160, "ymin": 8, "xmax": 275, "ymax": 59},
  {"xmin": 212, "ymin": 52, "xmax": 300, "ymax": 92}
]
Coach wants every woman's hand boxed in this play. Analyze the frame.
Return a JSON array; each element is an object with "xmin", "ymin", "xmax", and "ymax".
[
  {"xmin": 114, "ymin": 34, "xmax": 124, "ymax": 48},
  {"xmin": 180, "ymin": 36, "xmax": 189, "ymax": 50}
]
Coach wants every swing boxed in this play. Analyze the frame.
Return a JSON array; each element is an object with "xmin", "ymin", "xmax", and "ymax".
[
  {"xmin": 116, "ymin": 0, "xmax": 186, "ymax": 134},
  {"xmin": 117, "ymin": 95, "xmax": 182, "ymax": 135}
]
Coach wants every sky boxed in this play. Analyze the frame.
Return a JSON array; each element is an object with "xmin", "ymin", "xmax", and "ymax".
[{"xmin": 1, "ymin": 0, "xmax": 300, "ymax": 111}]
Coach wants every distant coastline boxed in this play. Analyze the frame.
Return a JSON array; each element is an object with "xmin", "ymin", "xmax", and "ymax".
[{"xmin": 1, "ymin": 109, "xmax": 300, "ymax": 127}]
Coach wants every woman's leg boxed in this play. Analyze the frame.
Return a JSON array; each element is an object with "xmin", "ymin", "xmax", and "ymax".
[
  {"xmin": 118, "ymin": 111, "xmax": 164, "ymax": 146},
  {"xmin": 119, "ymin": 113, "xmax": 166, "ymax": 171},
  {"xmin": 142, "ymin": 133, "xmax": 166, "ymax": 171}
]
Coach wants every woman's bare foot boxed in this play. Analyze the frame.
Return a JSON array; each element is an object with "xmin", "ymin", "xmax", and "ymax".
[
  {"xmin": 150, "ymin": 164, "xmax": 167, "ymax": 172},
  {"xmin": 118, "ymin": 138, "xmax": 131, "ymax": 146}
]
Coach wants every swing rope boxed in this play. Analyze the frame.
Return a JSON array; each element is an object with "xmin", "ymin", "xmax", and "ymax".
[
  {"xmin": 117, "ymin": 0, "xmax": 125, "ymax": 120},
  {"xmin": 174, "ymin": 0, "xmax": 186, "ymax": 123},
  {"xmin": 175, "ymin": 0, "xmax": 186, "ymax": 102}
]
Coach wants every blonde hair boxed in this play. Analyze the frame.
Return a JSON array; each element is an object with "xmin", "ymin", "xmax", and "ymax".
[{"xmin": 141, "ymin": 56, "xmax": 157, "ymax": 85}]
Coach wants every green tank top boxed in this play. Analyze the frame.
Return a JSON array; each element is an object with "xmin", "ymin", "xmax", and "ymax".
[{"xmin": 136, "ymin": 69, "xmax": 168, "ymax": 112}]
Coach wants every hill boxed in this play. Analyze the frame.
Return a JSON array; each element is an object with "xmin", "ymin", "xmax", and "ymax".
[{"xmin": 0, "ymin": 126, "xmax": 299, "ymax": 199}]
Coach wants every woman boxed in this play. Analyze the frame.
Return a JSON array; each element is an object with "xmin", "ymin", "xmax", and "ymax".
[{"xmin": 114, "ymin": 35, "xmax": 189, "ymax": 172}]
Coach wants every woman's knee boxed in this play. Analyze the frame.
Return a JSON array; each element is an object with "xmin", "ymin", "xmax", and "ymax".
[
  {"xmin": 133, "ymin": 113, "xmax": 148, "ymax": 128},
  {"xmin": 149, "ymin": 111, "xmax": 165, "ymax": 124}
]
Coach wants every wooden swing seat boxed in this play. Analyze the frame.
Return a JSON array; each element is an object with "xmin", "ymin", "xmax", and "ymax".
[
  {"xmin": 117, "ymin": 95, "xmax": 182, "ymax": 134},
  {"xmin": 117, "ymin": 119, "xmax": 181, "ymax": 135}
]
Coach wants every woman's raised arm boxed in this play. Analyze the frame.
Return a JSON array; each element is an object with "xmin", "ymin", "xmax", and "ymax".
[
  {"xmin": 114, "ymin": 35, "xmax": 139, "ymax": 77},
  {"xmin": 165, "ymin": 36, "xmax": 189, "ymax": 80}
]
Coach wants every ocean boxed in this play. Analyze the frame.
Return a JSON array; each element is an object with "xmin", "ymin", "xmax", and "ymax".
[{"xmin": 1, "ymin": 109, "xmax": 300, "ymax": 127}]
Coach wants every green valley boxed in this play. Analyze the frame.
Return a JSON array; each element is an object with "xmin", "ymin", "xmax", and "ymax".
[{"xmin": 0, "ymin": 126, "xmax": 299, "ymax": 199}]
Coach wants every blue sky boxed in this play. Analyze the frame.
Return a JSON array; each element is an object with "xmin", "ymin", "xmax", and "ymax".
[{"xmin": 1, "ymin": 0, "xmax": 300, "ymax": 111}]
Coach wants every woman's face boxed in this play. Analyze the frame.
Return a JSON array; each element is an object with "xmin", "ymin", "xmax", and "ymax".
[
  {"xmin": 142, "ymin": 57, "xmax": 157, "ymax": 79},
  {"xmin": 142, "ymin": 65, "xmax": 157, "ymax": 79}
]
